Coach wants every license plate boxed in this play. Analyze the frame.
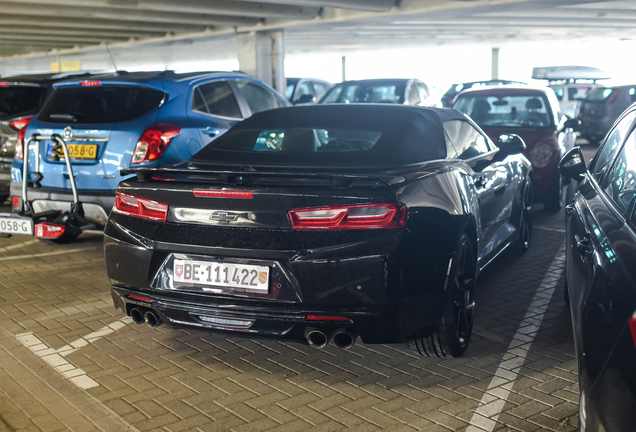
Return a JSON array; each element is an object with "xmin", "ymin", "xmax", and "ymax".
[
  {"xmin": 0, "ymin": 215, "xmax": 34, "ymax": 235},
  {"xmin": 173, "ymin": 259, "xmax": 269, "ymax": 293},
  {"xmin": 47, "ymin": 144, "xmax": 98, "ymax": 159}
]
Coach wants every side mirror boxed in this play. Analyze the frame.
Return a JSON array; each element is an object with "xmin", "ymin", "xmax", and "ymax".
[
  {"xmin": 497, "ymin": 134, "xmax": 526, "ymax": 156},
  {"xmin": 564, "ymin": 118, "xmax": 580, "ymax": 131},
  {"xmin": 559, "ymin": 146, "xmax": 586, "ymax": 181},
  {"xmin": 294, "ymin": 94, "xmax": 316, "ymax": 105}
]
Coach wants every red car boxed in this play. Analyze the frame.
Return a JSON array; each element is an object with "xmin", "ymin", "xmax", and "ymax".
[{"xmin": 453, "ymin": 86, "xmax": 578, "ymax": 211}]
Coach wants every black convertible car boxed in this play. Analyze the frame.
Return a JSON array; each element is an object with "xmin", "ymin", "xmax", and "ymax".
[{"xmin": 104, "ymin": 104, "xmax": 532, "ymax": 357}]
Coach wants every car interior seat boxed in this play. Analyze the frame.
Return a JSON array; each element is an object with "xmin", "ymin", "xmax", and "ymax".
[
  {"xmin": 470, "ymin": 100, "xmax": 492, "ymax": 124},
  {"xmin": 524, "ymin": 98, "xmax": 549, "ymax": 126},
  {"xmin": 281, "ymin": 129, "xmax": 318, "ymax": 153}
]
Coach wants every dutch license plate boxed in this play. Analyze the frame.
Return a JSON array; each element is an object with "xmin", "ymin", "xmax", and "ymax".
[
  {"xmin": 173, "ymin": 259, "xmax": 269, "ymax": 292},
  {"xmin": 47, "ymin": 144, "xmax": 98, "ymax": 159},
  {"xmin": 0, "ymin": 216, "xmax": 34, "ymax": 235}
]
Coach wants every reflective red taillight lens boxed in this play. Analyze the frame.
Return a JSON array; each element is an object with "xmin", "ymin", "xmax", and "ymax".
[
  {"xmin": 193, "ymin": 189, "xmax": 254, "ymax": 199},
  {"xmin": 131, "ymin": 125, "xmax": 181, "ymax": 164},
  {"xmin": 80, "ymin": 81, "xmax": 102, "ymax": 86},
  {"xmin": 306, "ymin": 315, "xmax": 351, "ymax": 322},
  {"xmin": 114, "ymin": 191, "xmax": 169, "ymax": 222},
  {"xmin": 629, "ymin": 311, "xmax": 636, "ymax": 350},
  {"xmin": 12, "ymin": 116, "xmax": 33, "ymax": 160},
  {"xmin": 11, "ymin": 196, "xmax": 20, "ymax": 209},
  {"xmin": 289, "ymin": 203, "xmax": 407, "ymax": 230},
  {"xmin": 34, "ymin": 223, "xmax": 65, "ymax": 239},
  {"xmin": 128, "ymin": 294, "xmax": 152, "ymax": 303}
]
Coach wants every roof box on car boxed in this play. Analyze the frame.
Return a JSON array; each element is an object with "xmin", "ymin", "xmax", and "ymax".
[{"xmin": 532, "ymin": 66, "xmax": 611, "ymax": 82}]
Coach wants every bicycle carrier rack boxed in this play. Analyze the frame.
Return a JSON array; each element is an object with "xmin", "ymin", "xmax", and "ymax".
[{"xmin": 16, "ymin": 133, "xmax": 103, "ymax": 239}]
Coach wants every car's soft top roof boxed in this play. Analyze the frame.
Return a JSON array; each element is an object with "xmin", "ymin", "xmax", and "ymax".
[{"xmin": 190, "ymin": 104, "xmax": 467, "ymax": 169}]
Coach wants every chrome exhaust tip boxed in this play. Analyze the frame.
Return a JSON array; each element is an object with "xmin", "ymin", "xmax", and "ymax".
[
  {"xmin": 144, "ymin": 310, "xmax": 162, "ymax": 328},
  {"xmin": 333, "ymin": 328, "xmax": 358, "ymax": 349},
  {"xmin": 305, "ymin": 328, "xmax": 331, "ymax": 349},
  {"xmin": 130, "ymin": 307, "xmax": 145, "ymax": 325}
]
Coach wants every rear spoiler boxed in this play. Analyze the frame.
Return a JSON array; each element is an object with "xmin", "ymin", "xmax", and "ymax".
[{"xmin": 120, "ymin": 167, "xmax": 408, "ymax": 186}]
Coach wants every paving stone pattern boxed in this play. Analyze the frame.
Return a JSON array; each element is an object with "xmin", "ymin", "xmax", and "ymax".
[{"xmin": 0, "ymin": 204, "xmax": 578, "ymax": 431}]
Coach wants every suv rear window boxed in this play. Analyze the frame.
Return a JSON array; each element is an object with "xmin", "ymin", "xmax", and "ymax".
[
  {"xmin": 0, "ymin": 86, "xmax": 45, "ymax": 118},
  {"xmin": 586, "ymin": 88, "xmax": 614, "ymax": 102},
  {"xmin": 38, "ymin": 85, "xmax": 164, "ymax": 124}
]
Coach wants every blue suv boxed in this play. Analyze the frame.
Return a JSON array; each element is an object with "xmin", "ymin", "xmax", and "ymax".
[{"xmin": 9, "ymin": 70, "xmax": 288, "ymax": 241}]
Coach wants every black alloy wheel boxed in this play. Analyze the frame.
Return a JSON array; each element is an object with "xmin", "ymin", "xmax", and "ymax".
[
  {"xmin": 409, "ymin": 233, "xmax": 476, "ymax": 358},
  {"xmin": 514, "ymin": 177, "xmax": 534, "ymax": 254}
]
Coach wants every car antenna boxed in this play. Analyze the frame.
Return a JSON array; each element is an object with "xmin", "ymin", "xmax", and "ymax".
[{"xmin": 105, "ymin": 43, "xmax": 118, "ymax": 73}]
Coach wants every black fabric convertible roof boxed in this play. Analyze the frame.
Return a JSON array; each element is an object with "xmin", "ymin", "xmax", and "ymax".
[{"xmin": 190, "ymin": 104, "xmax": 468, "ymax": 169}]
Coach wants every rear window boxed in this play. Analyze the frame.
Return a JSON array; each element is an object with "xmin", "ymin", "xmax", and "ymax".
[
  {"xmin": 568, "ymin": 86, "xmax": 592, "ymax": 100},
  {"xmin": 453, "ymin": 93, "xmax": 553, "ymax": 128},
  {"xmin": 0, "ymin": 86, "xmax": 45, "ymax": 118},
  {"xmin": 586, "ymin": 88, "xmax": 614, "ymax": 101},
  {"xmin": 211, "ymin": 128, "xmax": 382, "ymax": 153},
  {"xmin": 38, "ymin": 85, "xmax": 165, "ymax": 124},
  {"xmin": 321, "ymin": 83, "xmax": 405, "ymax": 104}
]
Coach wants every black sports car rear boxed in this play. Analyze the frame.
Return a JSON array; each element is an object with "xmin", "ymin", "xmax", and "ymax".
[{"xmin": 104, "ymin": 104, "xmax": 532, "ymax": 357}]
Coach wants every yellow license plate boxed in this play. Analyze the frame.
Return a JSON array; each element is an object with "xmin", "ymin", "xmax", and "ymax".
[{"xmin": 52, "ymin": 144, "xmax": 98, "ymax": 159}]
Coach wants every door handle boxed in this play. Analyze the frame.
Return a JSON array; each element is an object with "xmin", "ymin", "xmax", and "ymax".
[
  {"xmin": 576, "ymin": 235, "xmax": 592, "ymax": 255},
  {"xmin": 203, "ymin": 127, "xmax": 220, "ymax": 136}
]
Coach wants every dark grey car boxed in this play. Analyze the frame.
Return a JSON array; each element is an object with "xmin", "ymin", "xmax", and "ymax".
[{"xmin": 578, "ymin": 85, "xmax": 636, "ymax": 143}]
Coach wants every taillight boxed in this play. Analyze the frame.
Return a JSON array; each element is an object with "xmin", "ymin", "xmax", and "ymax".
[
  {"xmin": 80, "ymin": 81, "xmax": 101, "ymax": 86},
  {"xmin": 11, "ymin": 196, "xmax": 21, "ymax": 209},
  {"xmin": 113, "ymin": 191, "xmax": 168, "ymax": 222},
  {"xmin": 12, "ymin": 116, "xmax": 33, "ymax": 160},
  {"xmin": 306, "ymin": 315, "xmax": 351, "ymax": 322},
  {"xmin": 289, "ymin": 203, "xmax": 407, "ymax": 230},
  {"xmin": 629, "ymin": 311, "xmax": 636, "ymax": 350},
  {"xmin": 131, "ymin": 125, "xmax": 181, "ymax": 164},
  {"xmin": 34, "ymin": 223, "xmax": 66, "ymax": 239},
  {"xmin": 193, "ymin": 189, "xmax": 254, "ymax": 199}
]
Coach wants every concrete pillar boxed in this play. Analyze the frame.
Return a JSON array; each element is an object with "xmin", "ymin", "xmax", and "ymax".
[
  {"xmin": 342, "ymin": 55, "xmax": 346, "ymax": 82},
  {"xmin": 491, "ymin": 47, "xmax": 499, "ymax": 80},
  {"xmin": 237, "ymin": 30, "xmax": 285, "ymax": 92}
]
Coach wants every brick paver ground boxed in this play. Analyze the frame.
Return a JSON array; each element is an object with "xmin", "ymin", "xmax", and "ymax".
[{"xmin": 0, "ymin": 164, "xmax": 585, "ymax": 431}]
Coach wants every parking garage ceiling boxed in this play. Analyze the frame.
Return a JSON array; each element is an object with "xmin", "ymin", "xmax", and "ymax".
[{"xmin": 0, "ymin": 0, "xmax": 635, "ymax": 58}]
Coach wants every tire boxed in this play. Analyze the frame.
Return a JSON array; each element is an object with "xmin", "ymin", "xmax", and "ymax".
[
  {"xmin": 543, "ymin": 170, "xmax": 563, "ymax": 212},
  {"xmin": 408, "ymin": 233, "xmax": 476, "ymax": 358},
  {"xmin": 514, "ymin": 177, "xmax": 533, "ymax": 254}
]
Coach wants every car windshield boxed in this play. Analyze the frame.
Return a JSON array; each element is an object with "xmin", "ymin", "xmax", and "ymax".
[
  {"xmin": 0, "ymin": 86, "xmax": 45, "ymax": 118},
  {"xmin": 210, "ymin": 128, "xmax": 382, "ymax": 153},
  {"xmin": 38, "ymin": 85, "xmax": 165, "ymax": 124},
  {"xmin": 453, "ymin": 93, "xmax": 553, "ymax": 128},
  {"xmin": 586, "ymin": 87, "xmax": 614, "ymax": 101},
  {"xmin": 321, "ymin": 83, "xmax": 405, "ymax": 104}
]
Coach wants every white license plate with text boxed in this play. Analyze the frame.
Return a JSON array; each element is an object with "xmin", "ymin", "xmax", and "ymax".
[
  {"xmin": 0, "ymin": 216, "xmax": 34, "ymax": 235},
  {"xmin": 173, "ymin": 259, "xmax": 269, "ymax": 293}
]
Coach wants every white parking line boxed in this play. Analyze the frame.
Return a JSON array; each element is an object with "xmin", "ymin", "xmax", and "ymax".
[
  {"xmin": 0, "ymin": 239, "xmax": 38, "ymax": 252},
  {"xmin": 2, "ymin": 247, "xmax": 95, "ymax": 261},
  {"xmin": 16, "ymin": 317, "xmax": 132, "ymax": 390},
  {"xmin": 466, "ymin": 242, "xmax": 566, "ymax": 432}
]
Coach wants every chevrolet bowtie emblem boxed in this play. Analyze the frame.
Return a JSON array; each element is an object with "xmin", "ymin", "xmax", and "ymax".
[{"xmin": 209, "ymin": 211, "xmax": 239, "ymax": 223}]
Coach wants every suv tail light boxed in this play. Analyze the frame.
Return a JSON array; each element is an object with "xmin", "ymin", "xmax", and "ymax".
[
  {"xmin": 114, "ymin": 191, "xmax": 168, "ymax": 222},
  {"xmin": 289, "ymin": 203, "xmax": 407, "ymax": 230},
  {"xmin": 12, "ymin": 116, "xmax": 33, "ymax": 160},
  {"xmin": 131, "ymin": 125, "xmax": 181, "ymax": 164},
  {"xmin": 35, "ymin": 223, "xmax": 66, "ymax": 239}
]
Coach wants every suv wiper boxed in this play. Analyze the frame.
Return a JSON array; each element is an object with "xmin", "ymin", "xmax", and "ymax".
[{"xmin": 49, "ymin": 114, "xmax": 77, "ymax": 122}]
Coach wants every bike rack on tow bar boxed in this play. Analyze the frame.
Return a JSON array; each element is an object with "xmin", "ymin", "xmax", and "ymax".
[{"xmin": 13, "ymin": 133, "xmax": 104, "ymax": 242}]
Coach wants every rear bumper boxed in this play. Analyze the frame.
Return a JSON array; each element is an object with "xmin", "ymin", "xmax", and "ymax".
[
  {"xmin": 9, "ymin": 184, "xmax": 113, "ymax": 224},
  {"xmin": 104, "ymin": 216, "xmax": 453, "ymax": 344}
]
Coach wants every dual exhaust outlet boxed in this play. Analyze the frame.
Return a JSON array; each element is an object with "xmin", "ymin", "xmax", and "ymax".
[
  {"xmin": 130, "ymin": 306, "xmax": 162, "ymax": 328},
  {"xmin": 130, "ymin": 306, "xmax": 355, "ymax": 349},
  {"xmin": 305, "ymin": 327, "xmax": 358, "ymax": 349}
]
